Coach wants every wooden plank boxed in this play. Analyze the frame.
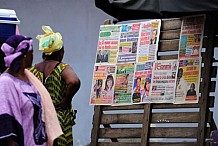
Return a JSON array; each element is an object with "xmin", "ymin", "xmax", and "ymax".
[
  {"xmin": 161, "ymin": 18, "xmax": 182, "ymax": 31},
  {"xmin": 91, "ymin": 106, "xmax": 102, "ymax": 146},
  {"xmin": 151, "ymin": 127, "xmax": 210, "ymax": 138},
  {"xmin": 101, "ymin": 112, "xmax": 212, "ymax": 124},
  {"xmin": 98, "ymin": 127, "xmax": 211, "ymax": 139},
  {"xmin": 202, "ymin": 37, "xmax": 218, "ymax": 49},
  {"xmin": 201, "ymin": 66, "xmax": 217, "ymax": 78},
  {"xmin": 158, "ymin": 54, "xmax": 178, "ymax": 60},
  {"xmin": 99, "ymin": 128, "xmax": 141, "ymax": 138},
  {"xmin": 151, "ymin": 112, "xmax": 199, "ymax": 123},
  {"xmin": 101, "ymin": 113, "xmax": 143, "ymax": 124},
  {"xmin": 149, "ymin": 127, "xmax": 197, "ymax": 138},
  {"xmin": 214, "ymin": 36, "xmax": 218, "ymax": 47},
  {"xmin": 98, "ymin": 142, "xmax": 140, "ymax": 146},
  {"xmin": 202, "ymin": 52, "xmax": 216, "ymax": 63},
  {"xmin": 199, "ymin": 81, "xmax": 216, "ymax": 92},
  {"xmin": 141, "ymin": 104, "xmax": 152, "ymax": 146},
  {"xmin": 102, "ymin": 104, "xmax": 144, "ymax": 110},
  {"xmin": 160, "ymin": 29, "xmax": 181, "ymax": 40},
  {"xmin": 197, "ymin": 12, "xmax": 218, "ymax": 146},
  {"xmin": 159, "ymin": 40, "xmax": 179, "ymax": 52},
  {"xmin": 149, "ymin": 142, "xmax": 197, "ymax": 146},
  {"xmin": 103, "ymin": 124, "xmax": 118, "ymax": 142},
  {"xmin": 208, "ymin": 96, "xmax": 215, "ymax": 108},
  {"xmin": 152, "ymin": 96, "xmax": 214, "ymax": 108}
]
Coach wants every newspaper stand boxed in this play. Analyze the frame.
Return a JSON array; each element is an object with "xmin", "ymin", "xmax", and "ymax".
[{"xmin": 90, "ymin": 12, "xmax": 218, "ymax": 146}]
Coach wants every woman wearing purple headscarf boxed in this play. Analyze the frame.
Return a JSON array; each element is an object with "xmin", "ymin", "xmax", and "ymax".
[{"xmin": 0, "ymin": 35, "xmax": 62, "ymax": 146}]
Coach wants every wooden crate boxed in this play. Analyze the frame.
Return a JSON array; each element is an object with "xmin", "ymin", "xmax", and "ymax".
[{"xmin": 91, "ymin": 12, "xmax": 218, "ymax": 146}]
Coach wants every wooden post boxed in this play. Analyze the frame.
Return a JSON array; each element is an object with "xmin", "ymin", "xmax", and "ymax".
[
  {"xmin": 197, "ymin": 12, "xmax": 218, "ymax": 146},
  {"xmin": 141, "ymin": 104, "xmax": 152, "ymax": 146},
  {"xmin": 90, "ymin": 106, "xmax": 102, "ymax": 146}
]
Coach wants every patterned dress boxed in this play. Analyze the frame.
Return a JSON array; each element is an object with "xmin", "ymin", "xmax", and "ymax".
[
  {"xmin": 0, "ymin": 73, "xmax": 47, "ymax": 146},
  {"xmin": 30, "ymin": 63, "xmax": 75, "ymax": 146}
]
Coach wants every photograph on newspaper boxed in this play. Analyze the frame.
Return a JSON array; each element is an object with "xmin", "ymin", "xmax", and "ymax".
[
  {"xmin": 132, "ymin": 61, "xmax": 153, "ymax": 104},
  {"xmin": 90, "ymin": 65, "xmax": 116, "ymax": 105},
  {"xmin": 113, "ymin": 63, "xmax": 135, "ymax": 105}
]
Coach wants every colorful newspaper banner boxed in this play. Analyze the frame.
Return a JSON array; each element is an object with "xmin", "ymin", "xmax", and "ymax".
[
  {"xmin": 175, "ymin": 57, "xmax": 201, "ymax": 104},
  {"xmin": 90, "ymin": 65, "xmax": 116, "ymax": 105},
  {"xmin": 113, "ymin": 63, "xmax": 135, "ymax": 105},
  {"xmin": 96, "ymin": 25, "xmax": 121, "ymax": 64},
  {"xmin": 132, "ymin": 61, "xmax": 153, "ymax": 104},
  {"xmin": 149, "ymin": 60, "xmax": 178, "ymax": 103},
  {"xmin": 137, "ymin": 19, "xmax": 161, "ymax": 62},
  {"xmin": 179, "ymin": 15, "xmax": 205, "ymax": 59},
  {"xmin": 117, "ymin": 23, "xmax": 140, "ymax": 63}
]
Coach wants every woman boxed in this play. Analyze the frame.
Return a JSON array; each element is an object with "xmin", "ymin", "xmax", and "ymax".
[
  {"xmin": 134, "ymin": 77, "xmax": 142, "ymax": 93},
  {"xmin": 30, "ymin": 26, "xmax": 81, "ymax": 146},
  {"xmin": 141, "ymin": 79, "xmax": 151, "ymax": 102},
  {"xmin": 94, "ymin": 79, "xmax": 102, "ymax": 98},
  {"xmin": 104, "ymin": 75, "xmax": 114, "ymax": 95},
  {"xmin": 186, "ymin": 83, "xmax": 197, "ymax": 96},
  {"xmin": 0, "ymin": 35, "xmax": 62, "ymax": 146}
]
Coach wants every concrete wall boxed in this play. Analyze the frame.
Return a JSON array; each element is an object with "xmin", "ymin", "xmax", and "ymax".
[{"xmin": 0, "ymin": 0, "xmax": 112, "ymax": 145}]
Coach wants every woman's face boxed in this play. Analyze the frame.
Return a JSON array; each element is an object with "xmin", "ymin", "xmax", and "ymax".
[
  {"xmin": 136, "ymin": 78, "xmax": 141, "ymax": 87},
  {"xmin": 24, "ymin": 50, "xmax": 33, "ymax": 68},
  {"xmin": 190, "ymin": 84, "xmax": 195, "ymax": 90},
  {"xmin": 107, "ymin": 79, "xmax": 113, "ymax": 89}
]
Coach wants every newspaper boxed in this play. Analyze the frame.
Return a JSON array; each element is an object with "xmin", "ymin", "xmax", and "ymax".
[
  {"xmin": 117, "ymin": 23, "xmax": 140, "ymax": 63},
  {"xmin": 137, "ymin": 19, "xmax": 161, "ymax": 62},
  {"xmin": 175, "ymin": 57, "xmax": 201, "ymax": 104},
  {"xmin": 90, "ymin": 65, "xmax": 116, "ymax": 105},
  {"xmin": 149, "ymin": 60, "xmax": 178, "ymax": 103},
  {"xmin": 179, "ymin": 14, "xmax": 205, "ymax": 59},
  {"xmin": 96, "ymin": 25, "xmax": 121, "ymax": 64},
  {"xmin": 113, "ymin": 63, "xmax": 135, "ymax": 105},
  {"xmin": 132, "ymin": 61, "xmax": 153, "ymax": 104}
]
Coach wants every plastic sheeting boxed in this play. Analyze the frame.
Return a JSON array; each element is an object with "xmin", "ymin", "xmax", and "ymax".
[{"xmin": 95, "ymin": 0, "xmax": 218, "ymax": 21}]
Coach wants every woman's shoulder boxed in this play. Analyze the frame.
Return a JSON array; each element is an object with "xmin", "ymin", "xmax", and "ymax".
[
  {"xmin": 59, "ymin": 62, "xmax": 68, "ymax": 68},
  {"xmin": 56, "ymin": 62, "xmax": 69, "ymax": 72},
  {"xmin": 0, "ymin": 73, "xmax": 21, "ymax": 88}
]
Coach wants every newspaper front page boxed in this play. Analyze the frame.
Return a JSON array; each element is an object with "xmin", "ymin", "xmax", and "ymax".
[
  {"xmin": 175, "ymin": 57, "xmax": 201, "ymax": 104},
  {"xmin": 149, "ymin": 60, "xmax": 178, "ymax": 103}
]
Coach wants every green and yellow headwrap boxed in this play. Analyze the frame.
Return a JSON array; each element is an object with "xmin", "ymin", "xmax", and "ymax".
[{"xmin": 36, "ymin": 25, "xmax": 63, "ymax": 55}]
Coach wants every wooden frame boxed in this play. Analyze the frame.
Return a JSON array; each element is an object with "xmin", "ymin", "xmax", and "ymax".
[{"xmin": 91, "ymin": 12, "xmax": 218, "ymax": 146}]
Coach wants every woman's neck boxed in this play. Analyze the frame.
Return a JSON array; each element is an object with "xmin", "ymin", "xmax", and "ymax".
[{"xmin": 6, "ymin": 68, "xmax": 28, "ymax": 82}]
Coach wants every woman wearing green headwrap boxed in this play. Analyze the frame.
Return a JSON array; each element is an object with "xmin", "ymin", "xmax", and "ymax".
[{"xmin": 30, "ymin": 26, "xmax": 81, "ymax": 146}]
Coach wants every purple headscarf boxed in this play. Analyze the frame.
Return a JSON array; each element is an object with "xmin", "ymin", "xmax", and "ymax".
[{"xmin": 1, "ymin": 35, "xmax": 33, "ymax": 67}]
